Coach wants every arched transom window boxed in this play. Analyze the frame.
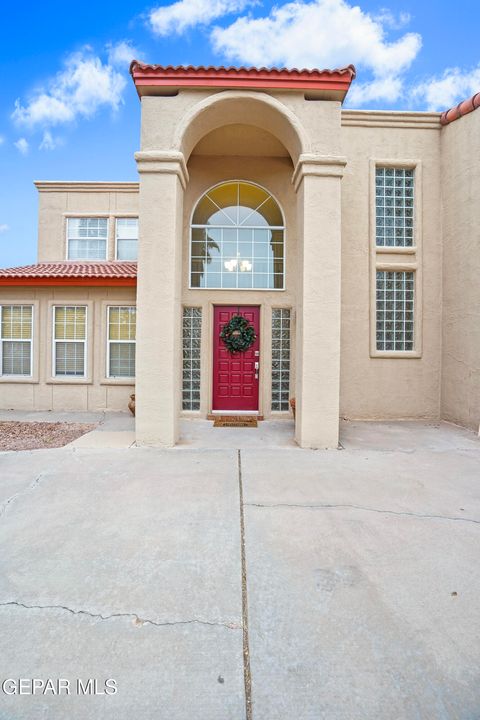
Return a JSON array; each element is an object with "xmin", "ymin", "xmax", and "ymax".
[{"xmin": 191, "ymin": 181, "xmax": 285, "ymax": 289}]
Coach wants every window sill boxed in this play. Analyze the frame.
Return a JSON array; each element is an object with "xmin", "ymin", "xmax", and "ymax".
[
  {"xmin": 370, "ymin": 350, "xmax": 422, "ymax": 359},
  {"xmin": 0, "ymin": 376, "xmax": 39, "ymax": 384},
  {"xmin": 375, "ymin": 246, "xmax": 417, "ymax": 255},
  {"xmin": 46, "ymin": 378, "xmax": 93, "ymax": 385},
  {"xmin": 101, "ymin": 379, "xmax": 135, "ymax": 386}
]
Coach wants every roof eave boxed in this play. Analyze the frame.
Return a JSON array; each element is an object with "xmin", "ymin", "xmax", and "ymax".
[
  {"xmin": 130, "ymin": 62, "xmax": 356, "ymax": 101},
  {"xmin": 0, "ymin": 278, "xmax": 137, "ymax": 287}
]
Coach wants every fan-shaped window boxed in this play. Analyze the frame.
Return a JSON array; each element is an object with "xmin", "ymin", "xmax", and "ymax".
[{"xmin": 191, "ymin": 181, "xmax": 285, "ymax": 289}]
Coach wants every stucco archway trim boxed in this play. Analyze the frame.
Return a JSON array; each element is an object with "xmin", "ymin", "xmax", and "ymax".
[{"xmin": 174, "ymin": 91, "xmax": 310, "ymax": 166}]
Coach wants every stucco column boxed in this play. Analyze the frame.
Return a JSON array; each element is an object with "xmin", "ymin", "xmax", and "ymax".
[
  {"xmin": 293, "ymin": 154, "xmax": 346, "ymax": 449},
  {"xmin": 134, "ymin": 151, "xmax": 188, "ymax": 446}
]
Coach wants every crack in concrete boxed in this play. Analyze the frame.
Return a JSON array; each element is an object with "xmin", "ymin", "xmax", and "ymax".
[
  {"xmin": 244, "ymin": 502, "xmax": 480, "ymax": 525},
  {"xmin": 0, "ymin": 473, "xmax": 45, "ymax": 519},
  {"xmin": 238, "ymin": 450, "xmax": 253, "ymax": 720},
  {"xmin": 0, "ymin": 601, "xmax": 242, "ymax": 630}
]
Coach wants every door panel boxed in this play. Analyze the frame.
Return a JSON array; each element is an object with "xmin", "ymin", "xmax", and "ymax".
[{"xmin": 213, "ymin": 306, "xmax": 260, "ymax": 411}]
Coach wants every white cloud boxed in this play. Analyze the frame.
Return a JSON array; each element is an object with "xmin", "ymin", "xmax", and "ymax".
[
  {"xmin": 211, "ymin": 0, "xmax": 422, "ymax": 105},
  {"xmin": 12, "ymin": 49, "xmax": 126, "ymax": 129},
  {"xmin": 149, "ymin": 0, "xmax": 254, "ymax": 36},
  {"xmin": 107, "ymin": 40, "xmax": 141, "ymax": 67},
  {"xmin": 374, "ymin": 8, "xmax": 411, "ymax": 30},
  {"xmin": 0, "ymin": 136, "xmax": 4, "ymax": 145},
  {"xmin": 14, "ymin": 138, "xmax": 29, "ymax": 155},
  {"xmin": 0, "ymin": 224, "xmax": 9, "ymax": 234},
  {"xmin": 412, "ymin": 65, "xmax": 480, "ymax": 111},
  {"xmin": 39, "ymin": 130, "xmax": 59, "ymax": 150}
]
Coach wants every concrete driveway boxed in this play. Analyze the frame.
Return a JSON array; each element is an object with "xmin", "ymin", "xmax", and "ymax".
[{"xmin": 0, "ymin": 420, "xmax": 479, "ymax": 719}]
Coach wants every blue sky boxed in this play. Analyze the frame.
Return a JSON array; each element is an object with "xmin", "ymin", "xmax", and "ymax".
[{"xmin": 0, "ymin": 0, "xmax": 479, "ymax": 267}]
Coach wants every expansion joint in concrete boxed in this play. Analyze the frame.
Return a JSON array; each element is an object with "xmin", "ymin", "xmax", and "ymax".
[
  {"xmin": 237, "ymin": 449, "xmax": 253, "ymax": 720},
  {"xmin": 0, "ymin": 601, "xmax": 242, "ymax": 630},
  {"xmin": 244, "ymin": 502, "xmax": 480, "ymax": 525}
]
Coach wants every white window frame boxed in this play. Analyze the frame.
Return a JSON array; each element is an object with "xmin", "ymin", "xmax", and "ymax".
[
  {"xmin": 115, "ymin": 218, "xmax": 138, "ymax": 261},
  {"xmin": 106, "ymin": 305, "xmax": 136, "ymax": 379},
  {"xmin": 52, "ymin": 305, "xmax": 88, "ymax": 379},
  {"xmin": 0, "ymin": 304, "xmax": 34, "ymax": 378},
  {"xmin": 66, "ymin": 217, "xmax": 109, "ymax": 261},
  {"xmin": 189, "ymin": 180, "xmax": 286, "ymax": 291}
]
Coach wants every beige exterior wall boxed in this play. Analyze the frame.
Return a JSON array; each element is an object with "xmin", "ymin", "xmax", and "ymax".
[
  {"xmin": 339, "ymin": 112, "xmax": 443, "ymax": 420},
  {"xmin": 36, "ymin": 182, "xmax": 139, "ymax": 262},
  {"xmin": 0, "ymin": 286, "xmax": 135, "ymax": 412},
  {"xmin": 3, "ymin": 87, "xmax": 478, "ymax": 440},
  {"xmin": 441, "ymin": 109, "xmax": 480, "ymax": 431},
  {"xmin": 135, "ymin": 88, "xmax": 347, "ymax": 446}
]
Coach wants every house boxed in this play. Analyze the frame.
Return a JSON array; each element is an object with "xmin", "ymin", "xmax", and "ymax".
[{"xmin": 0, "ymin": 63, "xmax": 479, "ymax": 448}]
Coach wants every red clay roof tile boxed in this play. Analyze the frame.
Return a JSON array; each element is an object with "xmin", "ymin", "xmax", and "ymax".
[
  {"xmin": 0, "ymin": 262, "xmax": 137, "ymax": 286},
  {"xmin": 440, "ymin": 91, "xmax": 480, "ymax": 125},
  {"xmin": 130, "ymin": 62, "xmax": 356, "ymax": 98}
]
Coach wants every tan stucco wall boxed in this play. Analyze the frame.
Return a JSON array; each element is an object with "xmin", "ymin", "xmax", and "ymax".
[
  {"xmin": 339, "ymin": 116, "xmax": 443, "ymax": 421},
  {"xmin": 36, "ymin": 183, "xmax": 139, "ymax": 262},
  {"xmin": 0, "ymin": 286, "xmax": 135, "ymax": 412},
  {"xmin": 136, "ymin": 88, "xmax": 346, "ymax": 446},
  {"xmin": 7, "ymin": 90, "xmax": 478, "ymax": 439},
  {"xmin": 441, "ymin": 109, "xmax": 480, "ymax": 430}
]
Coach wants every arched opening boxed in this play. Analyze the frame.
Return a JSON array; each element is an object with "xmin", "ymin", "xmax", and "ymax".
[
  {"xmin": 175, "ymin": 91, "xmax": 308, "ymax": 165},
  {"xmin": 190, "ymin": 180, "xmax": 285, "ymax": 290}
]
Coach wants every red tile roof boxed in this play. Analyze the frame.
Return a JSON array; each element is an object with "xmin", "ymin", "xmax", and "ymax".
[
  {"xmin": 0, "ymin": 262, "xmax": 137, "ymax": 286},
  {"xmin": 440, "ymin": 92, "xmax": 480, "ymax": 125},
  {"xmin": 130, "ymin": 62, "xmax": 356, "ymax": 99}
]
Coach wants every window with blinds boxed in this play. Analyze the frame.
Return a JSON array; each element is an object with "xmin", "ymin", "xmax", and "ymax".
[
  {"xmin": 67, "ymin": 218, "xmax": 108, "ymax": 260},
  {"xmin": 53, "ymin": 306, "xmax": 87, "ymax": 376},
  {"xmin": 116, "ymin": 219, "xmax": 138, "ymax": 261},
  {"xmin": 107, "ymin": 306, "xmax": 136, "ymax": 378},
  {"xmin": 0, "ymin": 305, "xmax": 33, "ymax": 376}
]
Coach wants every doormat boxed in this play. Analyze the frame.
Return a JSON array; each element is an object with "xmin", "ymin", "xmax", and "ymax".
[{"xmin": 213, "ymin": 416, "xmax": 258, "ymax": 428}]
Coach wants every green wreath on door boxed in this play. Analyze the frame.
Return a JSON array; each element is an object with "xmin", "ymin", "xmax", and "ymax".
[{"xmin": 220, "ymin": 315, "xmax": 256, "ymax": 354}]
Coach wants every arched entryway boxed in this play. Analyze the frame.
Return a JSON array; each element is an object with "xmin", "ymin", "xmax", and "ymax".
[{"xmin": 134, "ymin": 83, "xmax": 347, "ymax": 448}]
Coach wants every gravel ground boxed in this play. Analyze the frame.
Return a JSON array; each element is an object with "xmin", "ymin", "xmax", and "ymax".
[{"xmin": 0, "ymin": 421, "xmax": 96, "ymax": 451}]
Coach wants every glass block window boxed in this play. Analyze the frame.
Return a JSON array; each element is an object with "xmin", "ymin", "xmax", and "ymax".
[
  {"xmin": 182, "ymin": 307, "xmax": 202, "ymax": 411},
  {"xmin": 375, "ymin": 168, "xmax": 414, "ymax": 247},
  {"xmin": 107, "ymin": 306, "xmax": 136, "ymax": 378},
  {"xmin": 376, "ymin": 271, "xmax": 414, "ymax": 351},
  {"xmin": 271, "ymin": 308, "xmax": 291, "ymax": 411},
  {"xmin": 116, "ymin": 218, "xmax": 138, "ymax": 260},
  {"xmin": 191, "ymin": 181, "xmax": 284, "ymax": 290},
  {"xmin": 67, "ymin": 218, "xmax": 108, "ymax": 260},
  {"xmin": 0, "ymin": 305, "xmax": 33, "ymax": 376},
  {"xmin": 54, "ymin": 306, "xmax": 87, "ymax": 376}
]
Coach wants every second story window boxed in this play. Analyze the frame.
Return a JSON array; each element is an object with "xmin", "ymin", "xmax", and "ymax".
[
  {"xmin": 67, "ymin": 218, "xmax": 108, "ymax": 260},
  {"xmin": 116, "ymin": 219, "xmax": 138, "ymax": 260},
  {"xmin": 375, "ymin": 168, "xmax": 414, "ymax": 248}
]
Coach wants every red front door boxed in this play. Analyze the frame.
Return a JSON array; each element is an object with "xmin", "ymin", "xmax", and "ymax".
[{"xmin": 213, "ymin": 306, "xmax": 260, "ymax": 412}]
